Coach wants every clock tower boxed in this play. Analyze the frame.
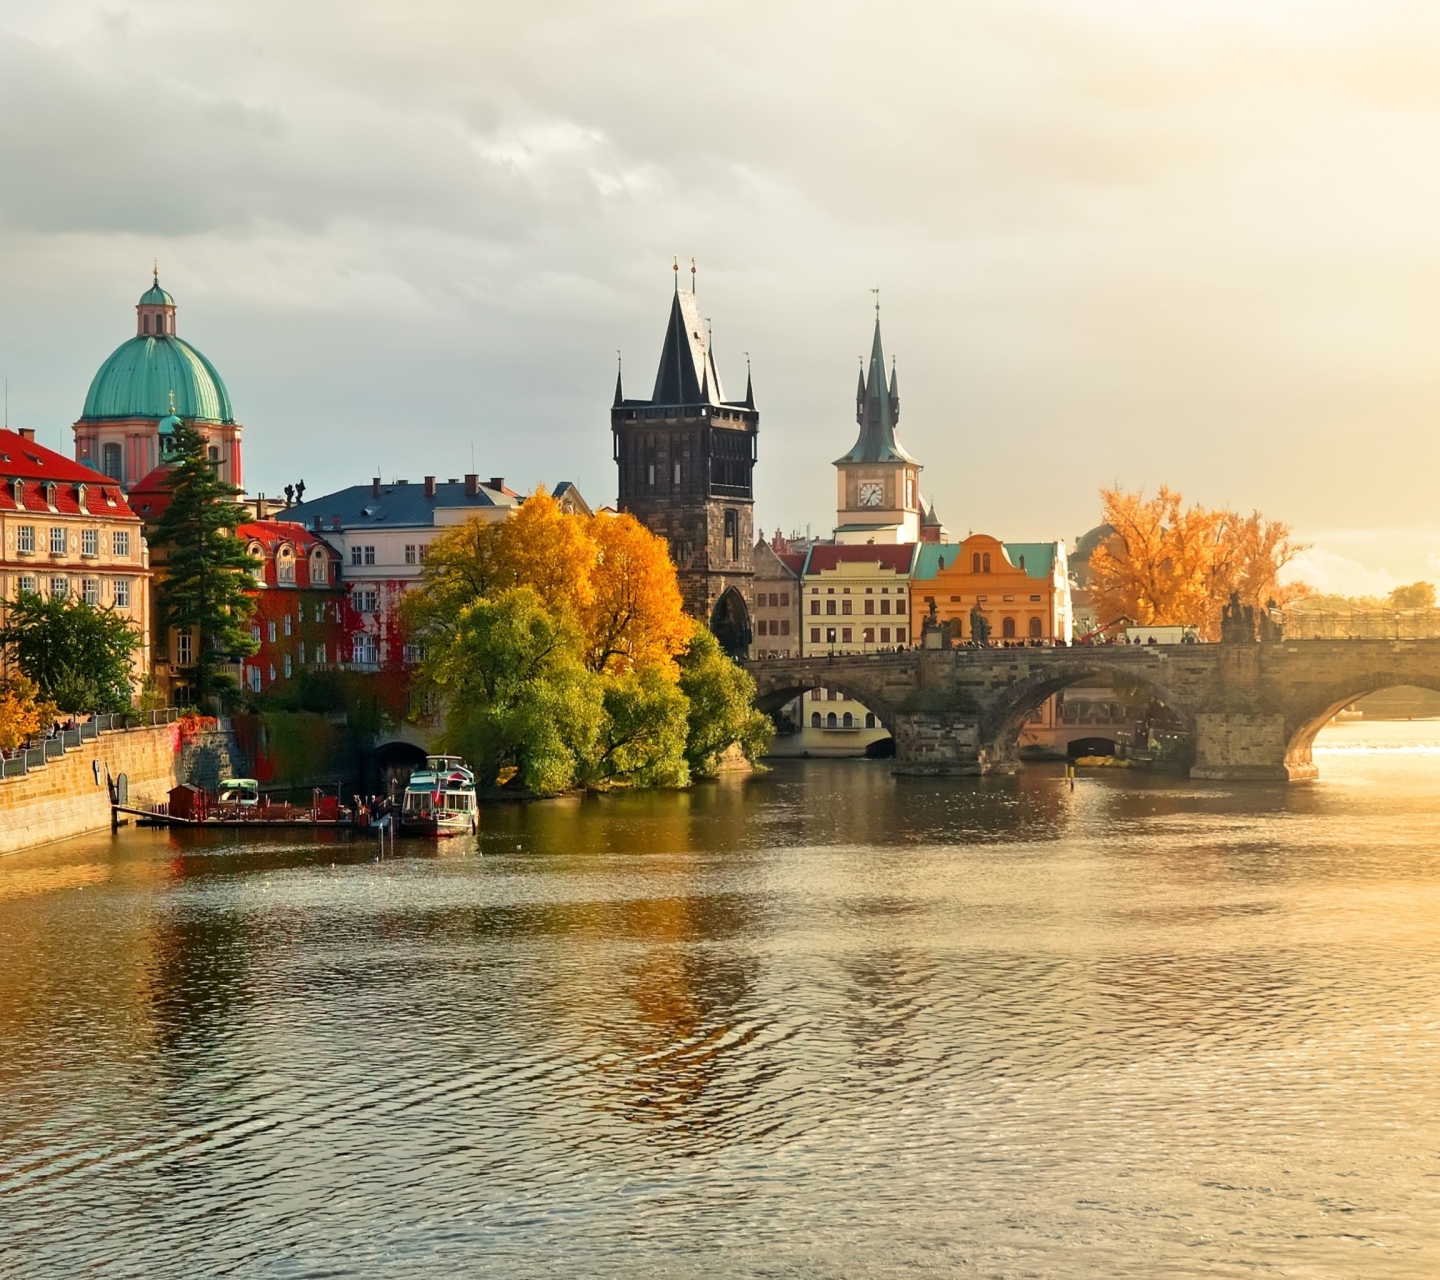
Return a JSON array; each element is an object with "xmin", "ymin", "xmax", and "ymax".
[{"xmin": 833, "ymin": 310, "xmax": 922, "ymax": 544}]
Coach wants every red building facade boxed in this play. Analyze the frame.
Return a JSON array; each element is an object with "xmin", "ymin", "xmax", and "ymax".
[{"xmin": 237, "ymin": 521, "xmax": 347, "ymax": 694}]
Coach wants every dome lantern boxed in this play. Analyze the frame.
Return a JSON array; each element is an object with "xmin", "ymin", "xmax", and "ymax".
[{"xmin": 137, "ymin": 265, "xmax": 177, "ymax": 338}]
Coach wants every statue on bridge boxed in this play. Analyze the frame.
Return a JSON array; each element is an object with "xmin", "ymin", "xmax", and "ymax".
[
  {"xmin": 1220, "ymin": 590, "xmax": 1257, "ymax": 644},
  {"xmin": 969, "ymin": 602, "xmax": 991, "ymax": 647}
]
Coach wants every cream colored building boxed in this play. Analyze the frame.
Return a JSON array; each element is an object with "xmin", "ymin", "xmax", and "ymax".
[{"xmin": 0, "ymin": 427, "xmax": 150, "ymax": 683}]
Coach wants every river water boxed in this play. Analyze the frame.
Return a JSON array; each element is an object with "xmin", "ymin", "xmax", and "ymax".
[{"xmin": 2, "ymin": 723, "xmax": 1439, "ymax": 1278}]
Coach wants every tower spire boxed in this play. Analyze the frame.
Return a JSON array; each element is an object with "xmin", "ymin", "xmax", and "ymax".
[{"xmin": 613, "ymin": 351, "xmax": 624, "ymax": 407}]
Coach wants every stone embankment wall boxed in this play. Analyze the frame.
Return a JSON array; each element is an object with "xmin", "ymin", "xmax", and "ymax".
[{"xmin": 0, "ymin": 724, "xmax": 181, "ymax": 856}]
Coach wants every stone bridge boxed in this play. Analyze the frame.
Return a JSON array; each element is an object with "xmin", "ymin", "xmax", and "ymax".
[{"xmin": 745, "ymin": 638, "xmax": 1440, "ymax": 780}]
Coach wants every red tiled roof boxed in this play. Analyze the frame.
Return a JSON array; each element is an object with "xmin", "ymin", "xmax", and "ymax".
[
  {"xmin": 0, "ymin": 429, "xmax": 136, "ymax": 519},
  {"xmin": 778, "ymin": 552, "xmax": 805, "ymax": 575},
  {"xmin": 804, "ymin": 543, "xmax": 916, "ymax": 574},
  {"xmin": 237, "ymin": 519, "xmax": 339, "ymax": 557},
  {"xmin": 127, "ymin": 465, "xmax": 175, "ymax": 520}
]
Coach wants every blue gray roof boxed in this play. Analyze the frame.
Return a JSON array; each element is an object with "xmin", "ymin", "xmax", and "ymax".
[{"xmin": 284, "ymin": 480, "xmax": 514, "ymax": 530}]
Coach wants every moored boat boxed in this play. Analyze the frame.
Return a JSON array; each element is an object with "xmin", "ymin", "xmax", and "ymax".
[{"xmin": 400, "ymin": 756, "xmax": 479, "ymax": 836}]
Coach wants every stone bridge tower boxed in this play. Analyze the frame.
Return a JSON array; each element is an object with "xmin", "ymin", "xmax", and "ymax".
[{"xmin": 612, "ymin": 266, "xmax": 758, "ymax": 654}]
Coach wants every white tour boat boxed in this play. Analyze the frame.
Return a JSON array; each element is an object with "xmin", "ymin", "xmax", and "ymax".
[{"xmin": 399, "ymin": 756, "xmax": 479, "ymax": 837}]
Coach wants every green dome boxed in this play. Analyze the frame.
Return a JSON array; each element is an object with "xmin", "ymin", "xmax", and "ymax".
[
  {"xmin": 81, "ymin": 335, "xmax": 235, "ymax": 423},
  {"xmin": 140, "ymin": 282, "xmax": 175, "ymax": 306}
]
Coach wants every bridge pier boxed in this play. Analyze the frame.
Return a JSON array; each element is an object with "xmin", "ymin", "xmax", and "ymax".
[
  {"xmin": 888, "ymin": 713, "xmax": 1020, "ymax": 775},
  {"xmin": 1190, "ymin": 712, "xmax": 1314, "ymax": 782}
]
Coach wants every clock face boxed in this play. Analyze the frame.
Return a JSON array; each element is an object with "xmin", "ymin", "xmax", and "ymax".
[{"xmin": 859, "ymin": 481, "xmax": 884, "ymax": 508}]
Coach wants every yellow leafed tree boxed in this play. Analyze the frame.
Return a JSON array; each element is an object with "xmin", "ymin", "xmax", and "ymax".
[
  {"xmin": 585, "ymin": 511, "xmax": 693, "ymax": 674},
  {"xmin": 0, "ymin": 674, "xmax": 51, "ymax": 753},
  {"xmin": 1090, "ymin": 486, "xmax": 1309, "ymax": 640}
]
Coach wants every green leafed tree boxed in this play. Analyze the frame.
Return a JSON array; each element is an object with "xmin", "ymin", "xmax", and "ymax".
[
  {"xmin": 148, "ymin": 419, "xmax": 257, "ymax": 704},
  {"xmin": 591, "ymin": 664, "xmax": 691, "ymax": 788},
  {"xmin": 1389, "ymin": 581, "xmax": 1437, "ymax": 610},
  {"xmin": 0, "ymin": 591, "xmax": 140, "ymax": 713},
  {"xmin": 425, "ymin": 587, "xmax": 604, "ymax": 794},
  {"xmin": 677, "ymin": 628, "xmax": 773, "ymax": 777}
]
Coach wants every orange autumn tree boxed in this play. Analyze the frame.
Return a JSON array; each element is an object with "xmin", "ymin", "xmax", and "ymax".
[
  {"xmin": 585, "ymin": 511, "xmax": 693, "ymax": 674},
  {"xmin": 1090, "ymin": 486, "xmax": 1309, "ymax": 640},
  {"xmin": 0, "ymin": 674, "xmax": 51, "ymax": 753}
]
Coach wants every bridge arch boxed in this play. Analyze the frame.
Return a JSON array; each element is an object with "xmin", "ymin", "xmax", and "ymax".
[
  {"xmin": 1284, "ymin": 673, "xmax": 1440, "ymax": 775},
  {"xmin": 981, "ymin": 660, "xmax": 1194, "ymax": 766},
  {"xmin": 746, "ymin": 659, "xmax": 905, "ymax": 729}
]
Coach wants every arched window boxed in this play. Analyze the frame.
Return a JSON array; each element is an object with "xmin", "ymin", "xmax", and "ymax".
[
  {"xmin": 1002, "ymin": 616, "xmax": 1016, "ymax": 638},
  {"xmin": 142, "ymin": 315, "xmax": 150, "ymax": 334},
  {"xmin": 865, "ymin": 712, "xmax": 876, "ymax": 728},
  {"xmin": 826, "ymin": 712, "xmax": 838, "ymax": 728},
  {"xmin": 982, "ymin": 552, "xmax": 991, "ymax": 573},
  {"xmin": 276, "ymin": 547, "xmax": 296, "ymax": 584},
  {"xmin": 155, "ymin": 314, "xmax": 165, "ymax": 335},
  {"xmin": 972, "ymin": 552, "xmax": 980, "ymax": 572},
  {"xmin": 842, "ymin": 711, "xmax": 853, "ymax": 728},
  {"xmin": 102, "ymin": 443, "xmax": 122, "ymax": 482},
  {"xmin": 1029, "ymin": 616, "xmax": 1042, "ymax": 638},
  {"xmin": 310, "ymin": 551, "xmax": 327, "ymax": 584},
  {"xmin": 811, "ymin": 711, "xmax": 821, "ymax": 728}
]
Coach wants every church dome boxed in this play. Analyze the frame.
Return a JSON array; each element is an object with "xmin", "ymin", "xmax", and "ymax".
[
  {"xmin": 139, "ymin": 281, "xmax": 175, "ymax": 307},
  {"xmin": 82, "ymin": 336, "xmax": 235, "ymax": 422}
]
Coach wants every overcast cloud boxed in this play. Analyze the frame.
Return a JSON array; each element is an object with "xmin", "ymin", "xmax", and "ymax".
[{"xmin": 2, "ymin": 0, "xmax": 1439, "ymax": 582}]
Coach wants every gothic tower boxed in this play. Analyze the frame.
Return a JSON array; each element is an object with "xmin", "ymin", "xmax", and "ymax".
[
  {"xmin": 833, "ymin": 310, "xmax": 922, "ymax": 544},
  {"xmin": 612, "ymin": 269, "xmax": 757, "ymax": 654}
]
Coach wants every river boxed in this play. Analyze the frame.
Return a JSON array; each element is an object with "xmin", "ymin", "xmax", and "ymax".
[{"xmin": 2, "ymin": 723, "xmax": 1439, "ymax": 1277}]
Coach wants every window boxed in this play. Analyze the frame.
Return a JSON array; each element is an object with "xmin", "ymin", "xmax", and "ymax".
[
  {"xmin": 102, "ymin": 443, "xmax": 123, "ymax": 482},
  {"xmin": 353, "ymin": 633, "xmax": 377, "ymax": 664},
  {"xmin": 897, "ymin": 627, "xmax": 907, "ymax": 642},
  {"xmin": 647, "ymin": 464, "xmax": 655, "ymax": 486},
  {"xmin": 251, "ymin": 625, "xmax": 262, "ymax": 644},
  {"xmin": 1002, "ymin": 617, "xmax": 1016, "ymax": 638},
  {"xmin": 18, "ymin": 575, "xmax": 37, "ymax": 595},
  {"xmin": 267, "ymin": 621, "xmax": 277, "ymax": 643},
  {"xmin": 403, "ymin": 643, "xmax": 423, "ymax": 665},
  {"xmin": 357, "ymin": 589, "xmax": 378, "ymax": 613},
  {"xmin": 826, "ymin": 600, "xmax": 836, "ymax": 615},
  {"xmin": 113, "ymin": 530, "xmax": 130, "ymax": 557},
  {"xmin": 811, "ymin": 689, "xmax": 823, "ymax": 701},
  {"xmin": 826, "ymin": 712, "xmax": 838, "ymax": 728},
  {"xmin": 283, "ymin": 654, "xmax": 293, "ymax": 678},
  {"xmin": 316, "ymin": 642, "xmax": 327, "ymax": 665},
  {"xmin": 983, "ymin": 552, "xmax": 991, "ymax": 573},
  {"xmin": 780, "ymin": 592, "xmax": 789, "ymax": 607},
  {"xmin": 114, "ymin": 578, "xmax": 131, "ymax": 607},
  {"xmin": 810, "ymin": 628, "xmax": 820, "ymax": 643},
  {"xmin": 143, "ymin": 314, "xmax": 150, "ymax": 334},
  {"xmin": 825, "ymin": 627, "xmax": 836, "ymax": 644},
  {"xmin": 673, "ymin": 461, "xmax": 681, "ymax": 485},
  {"xmin": 283, "ymin": 613, "xmax": 292, "ymax": 636},
  {"xmin": 780, "ymin": 620, "xmax": 790, "ymax": 635},
  {"xmin": 863, "ymin": 628, "xmax": 874, "ymax": 643},
  {"xmin": 208, "ymin": 447, "xmax": 220, "ymax": 462},
  {"xmin": 299, "ymin": 642, "xmax": 307, "ymax": 665},
  {"xmin": 49, "ymin": 576, "xmax": 67, "ymax": 599},
  {"xmin": 311, "ymin": 554, "xmax": 328, "ymax": 584},
  {"xmin": 811, "ymin": 711, "xmax": 822, "ymax": 728},
  {"xmin": 405, "ymin": 544, "xmax": 416, "ymax": 564},
  {"xmin": 1030, "ymin": 617, "xmax": 1043, "ymax": 638},
  {"xmin": 724, "ymin": 509, "xmax": 738, "ymax": 560},
  {"xmin": 248, "ymin": 666, "xmax": 262, "ymax": 693},
  {"xmin": 880, "ymin": 599, "xmax": 891, "ymax": 615},
  {"xmin": 364, "ymin": 545, "xmax": 376, "ymax": 566},
  {"xmin": 268, "ymin": 664, "xmax": 276, "ymax": 683},
  {"xmin": 842, "ymin": 627, "xmax": 852, "ymax": 643},
  {"xmin": 756, "ymin": 620, "xmax": 768, "ymax": 636},
  {"xmin": 82, "ymin": 578, "xmax": 99, "ymax": 605},
  {"xmin": 863, "ymin": 599, "xmax": 873, "ymax": 614},
  {"xmin": 866, "ymin": 712, "xmax": 876, "ymax": 728},
  {"xmin": 82, "ymin": 528, "xmax": 98, "ymax": 557},
  {"xmin": 972, "ymin": 552, "xmax": 980, "ymax": 573},
  {"xmin": 17, "ymin": 526, "xmax": 34, "ymax": 553},
  {"xmin": 810, "ymin": 600, "xmax": 820, "ymax": 615},
  {"xmin": 841, "ymin": 600, "xmax": 852, "ymax": 615},
  {"xmin": 880, "ymin": 627, "xmax": 890, "ymax": 643},
  {"xmin": 842, "ymin": 712, "xmax": 853, "ymax": 728},
  {"xmin": 49, "ymin": 527, "xmax": 66, "ymax": 554},
  {"xmin": 277, "ymin": 550, "xmax": 296, "ymax": 584},
  {"xmin": 896, "ymin": 596, "xmax": 906, "ymax": 614},
  {"xmin": 351, "ymin": 546, "xmax": 362, "ymax": 566},
  {"xmin": 176, "ymin": 630, "xmax": 193, "ymax": 665}
]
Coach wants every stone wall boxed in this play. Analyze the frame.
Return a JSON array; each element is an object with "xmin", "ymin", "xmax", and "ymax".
[
  {"xmin": 0, "ymin": 724, "xmax": 181, "ymax": 855},
  {"xmin": 1189, "ymin": 713, "xmax": 1296, "ymax": 781}
]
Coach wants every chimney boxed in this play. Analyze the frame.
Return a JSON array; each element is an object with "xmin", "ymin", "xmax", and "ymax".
[
  {"xmin": 464, "ymin": 474, "xmax": 479, "ymax": 497},
  {"xmin": 424, "ymin": 475, "xmax": 436, "ymax": 499},
  {"xmin": 372, "ymin": 477, "xmax": 381, "ymax": 498},
  {"xmin": 489, "ymin": 476, "xmax": 505, "ymax": 492},
  {"xmin": 331, "ymin": 515, "xmax": 341, "ymax": 529},
  {"xmin": 18, "ymin": 428, "xmax": 34, "ymax": 441}
]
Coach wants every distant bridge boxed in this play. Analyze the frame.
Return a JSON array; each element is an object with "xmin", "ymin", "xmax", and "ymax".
[{"xmin": 745, "ymin": 638, "xmax": 1440, "ymax": 779}]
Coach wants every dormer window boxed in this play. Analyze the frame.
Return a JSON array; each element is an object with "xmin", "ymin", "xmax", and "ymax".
[
  {"xmin": 12, "ymin": 479, "xmax": 23, "ymax": 506},
  {"xmin": 310, "ymin": 551, "xmax": 328, "ymax": 584},
  {"xmin": 277, "ymin": 546, "xmax": 296, "ymax": 584}
]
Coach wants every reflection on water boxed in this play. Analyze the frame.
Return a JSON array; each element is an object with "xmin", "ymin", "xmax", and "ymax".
[{"xmin": 2, "ymin": 729, "xmax": 1440, "ymax": 1277}]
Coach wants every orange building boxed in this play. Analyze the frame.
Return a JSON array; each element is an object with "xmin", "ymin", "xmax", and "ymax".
[{"xmin": 911, "ymin": 535, "xmax": 1071, "ymax": 643}]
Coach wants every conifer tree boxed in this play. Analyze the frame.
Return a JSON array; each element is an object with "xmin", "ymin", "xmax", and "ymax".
[{"xmin": 149, "ymin": 420, "xmax": 257, "ymax": 704}]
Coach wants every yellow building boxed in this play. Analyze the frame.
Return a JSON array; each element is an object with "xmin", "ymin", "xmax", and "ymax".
[
  {"xmin": 800, "ymin": 543, "xmax": 916, "ymax": 653},
  {"xmin": 911, "ymin": 535, "xmax": 1071, "ymax": 643}
]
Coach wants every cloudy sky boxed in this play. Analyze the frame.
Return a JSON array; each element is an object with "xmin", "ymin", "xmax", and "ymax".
[{"xmin": 3, "ymin": 0, "xmax": 1439, "ymax": 593}]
